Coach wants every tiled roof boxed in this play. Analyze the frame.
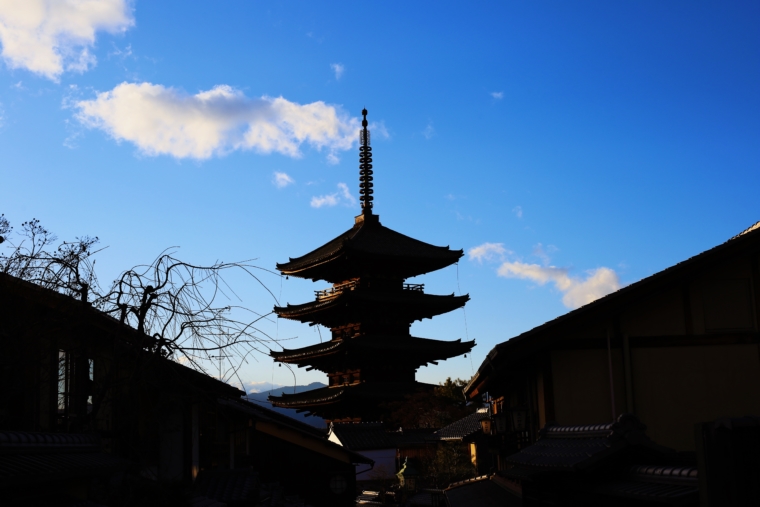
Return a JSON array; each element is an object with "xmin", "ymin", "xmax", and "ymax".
[
  {"xmin": 435, "ymin": 408, "xmax": 489, "ymax": 440},
  {"xmin": 0, "ymin": 430, "xmax": 130, "ymax": 487},
  {"xmin": 194, "ymin": 468, "xmax": 259, "ymax": 505},
  {"xmin": 218, "ymin": 397, "xmax": 326, "ymax": 438},
  {"xmin": 274, "ymin": 290, "xmax": 469, "ymax": 327},
  {"xmin": 271, "ymin": 335, "xmax": 475, "ymax": 368},
  {"xmin": 732, "ymin": 220, "xmax": 760, "ymax": 239},
  {"xmin": 593, "ymin": 465, "xmax": 699, "ymax": 504},
  {"xmin": 445, "ymin": 475, "xmax": 522, "ymax": 507},
  {"xmin": 276, "ymin": 217, "xmax": 463, "ymax": 283},
  {"xmin": 503, "ymin": 414, "xmax": 670, "ymax": 472}
]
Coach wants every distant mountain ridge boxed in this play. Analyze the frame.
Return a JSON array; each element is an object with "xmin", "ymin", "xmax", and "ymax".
[{"xmin": 245, "ymin": 382, "xmax": 327, "ymax": 429}]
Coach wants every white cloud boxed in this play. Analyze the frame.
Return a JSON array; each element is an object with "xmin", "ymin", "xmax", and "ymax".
[
  {"xmin": 337, "ymin": 182, "xmax": 356, "ymax": 205},
  {"xmin": 513, "ymin": 205, "xmax": 523, "ymax": 218},
  {"xmin": 273, "ymin": 171, "xmax": 294, "ymax": 188},
  {"xmin": 371, "ymin": 121, "xmax": 390, "ymax": 140},
  {"xmin": 468, "ymin": 242, "xmax": 508, "ymax": 263},
  {"xmin": 74, "ymin": 82, "xmax": 361, "ymax": 160},
  {"xmin": 0, "ymin": 0, "xmax": 134, "ymax": 81},
  {"xmin": 310, "ymin": 182, "xmax": 356, "ymax": 208},
  {"xmin": 491, "ymin": 91, "xmax": 504, "ymax": 99},
  {"xmin": 331, "ymin": 63, "xmax": 344, "ymax": 80},
  {"xmin": 422, "ymin": 121, "xmax": 435, "ymax": 140},
  {"xmin": 310, "ymin": 194, "xmax": 338, "ymax": 208},
  {"xmin": 532, "ymin": 243, "xmax": 557, "ymax": 266},
  {"xmin": 497, "ymin": 261, "xmax": 622, "ymax": 309}
]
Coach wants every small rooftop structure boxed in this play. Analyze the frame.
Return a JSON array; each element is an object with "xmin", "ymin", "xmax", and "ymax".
[{"xmin": 435, "ymin": 408, "xmax": 490, "ymax": 441}]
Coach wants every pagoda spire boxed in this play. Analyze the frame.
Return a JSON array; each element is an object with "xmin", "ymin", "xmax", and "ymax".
[{"xmin": 359, "ymin": 108, "xmax": 374, "ymax": 215}]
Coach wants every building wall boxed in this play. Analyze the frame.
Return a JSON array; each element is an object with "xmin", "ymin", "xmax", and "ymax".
[
  {"xmin": 550, "ymin": 349, "xmax": 626, "ymax": 426},
  {"xmin": 631, "ymin": 344, "xmax": 760, "ymax": 451},
  {"xmin": 620, "ymin": 287, "xmax": 686, "ymax": 337},
  {"xmin": 548, "ymin": 252, "xmax": 760, "ymax": 450}
]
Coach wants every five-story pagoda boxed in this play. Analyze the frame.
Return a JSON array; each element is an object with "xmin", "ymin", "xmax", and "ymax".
[{"xmin": 269, "ymin": 109, "xmax": 474, "ymax": 422}]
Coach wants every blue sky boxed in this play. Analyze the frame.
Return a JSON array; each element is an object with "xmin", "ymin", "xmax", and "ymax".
[{"xmin": 1, "ymin": 1, "xmax": 758, "ymax": 393}]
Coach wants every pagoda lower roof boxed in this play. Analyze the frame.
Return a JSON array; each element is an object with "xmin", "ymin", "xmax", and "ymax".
[
  {"xmin": 274, "ymin": 290, "xmax": 469, "ymax": 327},
  {"xmin": 268, "ymin": 381, "xmax": 435, "ymax": 412},
  {"xmin": 271, "ymin": 335, "xmax": 475, "ymax": 369},
  {"xmin": 276, "ymin": 214, "xmax": 463, "ymax": 282}
]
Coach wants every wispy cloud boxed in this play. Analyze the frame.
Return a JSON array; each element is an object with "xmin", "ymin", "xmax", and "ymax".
[
  {"xmin": 0, "ymin": 0, "xmax": 134, "ymax": 81},
  {"xmin": 74, "ymin": 82, "xmax": 361, "ymax": 161},
  {"xmin": 497, "ymin": 262, "xmax": 621, "ymax": 309},
  {"xmin": 491, "ymin": 91, "xmax": 504, "ymax": 100},
  {"xmin": 310, "ymin": 182, "xmax": 356, "ymax": 208},
  {"xmin": 532, "ymin": 243, "xmax": 557, "ymax": 266},
  {"xmin": 272, "ymin": 171, "xmax": 294, "ymax": 188},
  {"xmin": 331, "ymin": 63, "xmax": 344, "ymax": 80},
  {"xmin": 469, "ymin": 240, "xmax": 621, "ymax": 309},
  {"xmin": 512, "ymin": 205, "xmax": 523, "ymax": 219},
  {"xmin": 422, "ymin": 121, "xmax": 435, "ymax": 140},
  {"xmin": 468, "ymin": 242, "xmax": 508, "ymax": 263}
]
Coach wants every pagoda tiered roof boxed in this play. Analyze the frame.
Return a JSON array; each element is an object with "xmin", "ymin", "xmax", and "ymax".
[
  {"xmin": 269, "ymin": 381, "xmax": 436, "ymax": 418},
  {"xmin": 269, "ymin": 108, "xmax": 473, "ymax": 422},
  {"xmin": 274, "ymin": 289, "xmax": 469, "ymax": 327},
  {"xmin": 276, "ymin": 214, "xmax": 464, "ymax": 283},
  {"xmin": 270, "ymin": 335, "xmax": 475, "ymax": 371}
]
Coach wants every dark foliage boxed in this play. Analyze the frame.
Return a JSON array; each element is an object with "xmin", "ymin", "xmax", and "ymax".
[{"xmin": 383, "ymin": 377, "xmax": 476, "ymax": 429}]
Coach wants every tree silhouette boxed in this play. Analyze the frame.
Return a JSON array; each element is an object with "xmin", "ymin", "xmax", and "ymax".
[{"xmin": 0, "ymin": 216, "xmax": 279, "ymax": 383}]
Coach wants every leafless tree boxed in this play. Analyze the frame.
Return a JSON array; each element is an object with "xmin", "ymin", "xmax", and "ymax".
[
  {"xmin": 0, "ymin": 216, "xmax": 280, "ymax": 382},
  {"xmin": 98, "ymin": 249, "xmax": 279, "ymax": 379},
  {"xmin": 0, "ymin": 217, "xmax": 101, "ymax": 303}
]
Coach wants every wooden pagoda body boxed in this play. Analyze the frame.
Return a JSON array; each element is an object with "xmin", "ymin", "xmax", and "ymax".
[{"xmin": 269, "ymin": 110, "xmax": 474, "ymax": 422}]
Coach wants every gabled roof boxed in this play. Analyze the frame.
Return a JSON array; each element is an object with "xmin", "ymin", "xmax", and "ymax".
[
  {"xmin": 276, "ymin": 215, "xmax": 464, "ymax": 282},
  {"xmin": 435, "ymin": 408, "xmax": 489, "ymax": 440},
  {"xmin": 466, "ymin": 221, "xmax": 760, "ymax": 399},
  {"xmin": 0, "ymin": 431, "xmax": 130, "ymax": 487},
  {"xmin": 501, "ymin": 415, "xmax": 673, "ymax": 476}
]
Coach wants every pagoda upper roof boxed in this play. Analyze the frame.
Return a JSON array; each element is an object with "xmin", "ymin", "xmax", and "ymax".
[
  {"xmin": 274, "ymin": 290, "xmax": 469, "ymax": 328},
  {"xmin": 276, "ymin": 214, "xmax": 464, "ymax": 282},
  {"xmin": 270, "ymin": 335, "xmax": 475, "ymax": 370}
]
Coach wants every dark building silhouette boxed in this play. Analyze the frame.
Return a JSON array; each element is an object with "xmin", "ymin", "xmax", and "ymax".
[
  {"xmin": 461, "ymin": 221, "xmax": 760, "ymax": 505},
  {"xmin": 0, "ymin": 271, "xmax": 372, "ymax": 506},
  {"xmin": 269, "ymin": 109, "xmax": 474, "ymax": 422}
]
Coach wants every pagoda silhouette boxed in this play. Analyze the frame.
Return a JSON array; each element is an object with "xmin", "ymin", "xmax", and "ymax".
[{"xmin": 269, "ymin": 109, "xmax": 474, "ymax": 422}]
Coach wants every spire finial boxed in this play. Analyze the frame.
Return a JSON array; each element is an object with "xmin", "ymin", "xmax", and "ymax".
[{"xmin": 359, "ymin": 108, "xmax": 373, "ymax": 215}]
